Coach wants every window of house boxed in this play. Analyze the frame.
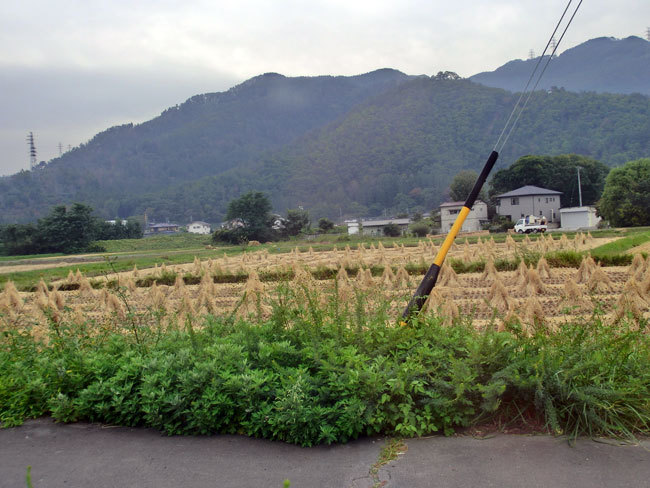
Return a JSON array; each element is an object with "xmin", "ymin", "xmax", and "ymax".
[
  {"xmin": 449, "ymin": 209, "xmax": 460, "ymax": 215},
  {"xmin": 511, "ymin": 197, "xmax": 519, "ymax": 205},
  {"xmin": 545, "ymin": 198, "xmax": 549, "ymax": 203}
]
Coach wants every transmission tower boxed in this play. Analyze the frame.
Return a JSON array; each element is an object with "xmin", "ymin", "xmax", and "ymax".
[
  {"xmin": 27, "ymin": 132, "xmax": 37, "ymax": 170},
  {"xmin": 58, "ymin": 142, "xmax": 63, "ymax": 156},
  {"xmin": 550, "ymin": 36, "xmax": 558, "ymax": 56},
  {"xmin": 528, "ymin": 49, "xmax": 535, "ymax": 60},
  {"xmin": 646, "ymin": 27, "xmax": 650, "ymax": 41}
]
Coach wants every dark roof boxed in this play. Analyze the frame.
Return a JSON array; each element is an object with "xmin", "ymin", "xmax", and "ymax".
[
  {"xmin": 361, "ymin": 218, "xmax": 411, "ymax": 227},
  {"xmin": 495, "ymin": 185, "xmax": 563, "ymax": 198},
  {"xmin": 440, "ymin": 200, "xmax": 486, "ymax": 207},
  {"xmin": 149, "ymin": 223, "xmax": 179, "ymax": 228}
]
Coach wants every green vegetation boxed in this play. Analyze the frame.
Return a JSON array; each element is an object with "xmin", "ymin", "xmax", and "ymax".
[
  {"xmin": 1, "ymin": 290, "xmax": 648, "ymax": 445},
  {"xmin": 590, "ymin": 228, "xmax": 650, "ymax": 257},
  {"xmin": 598, "ymin": 158, "xmax": 650, "ymax": 227},
  {"xmin": 0, "ymin": 203, "xmax": 142, "ymax": 255},
  {"xmin": 1, "ymin": 73, "xmax": 647, "ymax": 224},
  {"xmin": 98, "ymin": 233, "xmax": 211, "ymax": 253}
]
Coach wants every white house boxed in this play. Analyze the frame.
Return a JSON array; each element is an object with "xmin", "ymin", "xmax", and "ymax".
[
  {"xmin": 495, "ymin": 185, "xmax": 562, "ymax": 224},
  {"xmin": 439, "ymin": 200, "xmax": 488, "ymax": 233},
  {"xmin": 187, "ymin": 221, "xmax": 211, "ymax": 235},
  {"xmin": 560, "ymin": 206, "xmax": 601, "ymax": 230}
]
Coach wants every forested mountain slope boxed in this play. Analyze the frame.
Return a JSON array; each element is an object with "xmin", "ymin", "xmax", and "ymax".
[
  {"xmin": 470, "ymin": 36, "xmax": 650, "ymax": 95},
  {"xmin": 129, "ymin": 78, "xmax": 649, "ymax": 221},
  {"xmin": 1, "ymin": 53, "xmax": 648, "ymax": 224},
  {"xmin": 0, "ymin": 69, "xmax": 410, "ymax": 222}
]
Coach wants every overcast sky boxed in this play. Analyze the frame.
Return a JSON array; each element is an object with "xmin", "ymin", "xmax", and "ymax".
[{"xmin": 1, "ymin": 0, "xmax": 647, "ymax": 176}]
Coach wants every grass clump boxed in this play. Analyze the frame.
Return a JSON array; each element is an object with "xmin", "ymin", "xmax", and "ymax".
[{"xmin": 1, "ymin": 290, "xmax": 648, "ymax": 446}]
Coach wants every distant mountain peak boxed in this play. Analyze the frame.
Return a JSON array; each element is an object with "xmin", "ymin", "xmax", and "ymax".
[{"xmin": 470, "ymin": 35, "xmax": 650, "ymax": 95}]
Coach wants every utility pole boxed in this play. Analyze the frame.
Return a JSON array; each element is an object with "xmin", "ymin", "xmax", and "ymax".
[
  {"xmin": 27, "ymin": 132, "xmax": 37, "ymax": 170},
  {"xmin": 576, "ymin": 167, "xmax": 583, "ymax": 207}
]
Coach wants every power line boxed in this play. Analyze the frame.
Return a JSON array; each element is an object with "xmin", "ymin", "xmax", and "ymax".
[
  {"xmin": 496, "ymin": 0, "xmax": 583, "ymax": 154},
  {"xmin": 493, "ymin": 0, "xmax": 575, "ymax": 153}
]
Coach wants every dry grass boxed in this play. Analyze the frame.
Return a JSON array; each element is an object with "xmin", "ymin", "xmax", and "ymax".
[{"xmin": 2, "ymin": 235, "xmax": 648, "ymax": 335}]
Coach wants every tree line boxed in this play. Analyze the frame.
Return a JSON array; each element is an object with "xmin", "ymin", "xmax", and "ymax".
[{"xmin": 0, "ymin": 203, "xmax": 142, "ymax": 255}]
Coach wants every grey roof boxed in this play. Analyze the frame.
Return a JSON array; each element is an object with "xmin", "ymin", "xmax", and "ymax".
[
  {"xmin": 440, "ymin": 200, "xmax": 486, "ymax": 207},
  {"xmin": 360, "ymin": 218, "xmax": 410, "ymax": 227},
  {"xmin": 495, "ymin": 185, "xmax": 563, "ymax": 198}
]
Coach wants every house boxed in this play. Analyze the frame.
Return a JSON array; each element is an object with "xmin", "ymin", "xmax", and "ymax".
[
  {"xmin": 439, "ymin": 200, "xmax": 488, "ymax": 233},
  {"xmin": 352, "ymin": 218, "xmax": 411, "ymax": 236},
  {"xmin": 346, "ymin": 220, "xmax": 360, "ymax": 235},
  {"xmin": 187, "ymin": 221, "xmax": 211, "ymax": 235},
  {"xmin": 147, "ymin": 222, "xmax": 180, "ymax": 234},
  {"xmin": 560, "ymin": 206, "xmax": 601, "ymax": 230},
  {"xmin": 495, "ymin": 185, "xmax": 562, "ymax": 224}
]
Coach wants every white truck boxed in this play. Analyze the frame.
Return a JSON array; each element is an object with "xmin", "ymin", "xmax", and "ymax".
[{"xmin": 514, "ymin": 215, "xmax": 547, "ymax": 234}]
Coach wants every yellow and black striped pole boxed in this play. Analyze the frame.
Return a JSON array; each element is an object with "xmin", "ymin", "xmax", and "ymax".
[{"xmin": 403, "ymin": 150, "xmax": 499, "ymax": 318}]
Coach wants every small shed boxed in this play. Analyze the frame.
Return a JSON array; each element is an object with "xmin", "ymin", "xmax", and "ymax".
[
  {"xmin": 560, "ymin": 206, "xmax": 601, "ymax": 230},
  {"xmin": 357, "ymin": 218, "xmax": 411, "ymax": 236}
]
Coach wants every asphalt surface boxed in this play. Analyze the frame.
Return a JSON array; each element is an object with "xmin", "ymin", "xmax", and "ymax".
[{"xmin": 1, "ymin": 418, "xmax": 649, "ymax": 488}]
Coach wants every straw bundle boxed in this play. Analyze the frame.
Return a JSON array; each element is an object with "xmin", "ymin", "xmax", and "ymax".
[
  {"xmin": 488, "ymin": 280, "xmax": 511, "ymax": 313},
  {"xmin": 525, "ymin": 265, "xmax": 545, "ymax": 295},
  {"xmin": 437, "ymin": 262, "xmax": 459, "ymax": 287},
  {"xmin": 536, "ymin": 256, "xmax": 552, "ymax": 279},
  {"xmin": 481, "ymin": 258, "xmax": 499, "ymax": 282},
  {"xmin": 586, "ymin": 265, "xmax": 613, "ymax": 293},
  {"xmin": 2, "ymin": 281, "xmax": 23, "ymax": 310}
]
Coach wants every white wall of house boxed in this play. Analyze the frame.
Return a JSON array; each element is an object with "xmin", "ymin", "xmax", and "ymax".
[
  {"xmin": 496, "ymin": 194, "xmax": 560, "ymax": 223},
  {"xmin": 440, "ymin": 201, "xmax": 488, "ymax": 233},
  {"xmin": 188, "ymin": 222, "xmax": 211, "ymax": 234}
]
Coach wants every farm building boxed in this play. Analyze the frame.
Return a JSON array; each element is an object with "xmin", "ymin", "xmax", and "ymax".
[
  {"xmin": 147, "ymin": 223, "xmax": 180, "ymax": 234},
  {"xmin": 560, "ymin": 206, "xmax": 601, "ymax": 230},
  {"xmin": 349, "ymin": 218, "xmax": 411, "ymax": 236},
  {"xmin": 440, "ymin": 200, "xmax": 488, "ymax": 233},
  {"xmin": 187, "ymin": 221, "xmax": 211, "ymax": 235},
  {"xmin": 495, "ymin": 185, "xmax": 562, "ymax": 225}
]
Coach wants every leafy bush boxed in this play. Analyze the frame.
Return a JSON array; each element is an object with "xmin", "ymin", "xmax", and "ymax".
[{"xmin": 1, "ymin": 289, "xmax": 648, "ymax": 445}]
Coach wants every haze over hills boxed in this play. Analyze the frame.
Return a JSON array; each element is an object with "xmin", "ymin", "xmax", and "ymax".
[
  {"xmin": 0, "ymin": 36, "xmax": 648, "ymax": 224},
  {"xmin": 470, "ymin": 36, "xmax": 650, "ymax": 95}
]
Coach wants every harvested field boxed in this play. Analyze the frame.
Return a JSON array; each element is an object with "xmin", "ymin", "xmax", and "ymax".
[{"xmin": 2, "ymin": 233, "xmax": 648, "ymax": 336}]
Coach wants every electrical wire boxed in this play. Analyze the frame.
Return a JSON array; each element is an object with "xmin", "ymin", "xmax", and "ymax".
[
  {"xmin": 497, "ymin": 0, "xmax": 583, "ymax": 153},
  {"xmin": 493, "ymin": 0, "xmax": 583, "ymax": 154}
]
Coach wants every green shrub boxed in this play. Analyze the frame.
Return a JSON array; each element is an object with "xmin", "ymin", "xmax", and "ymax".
[{"xmin": 2, "ymin": 288, "xmax": 648, "ymax": 446}]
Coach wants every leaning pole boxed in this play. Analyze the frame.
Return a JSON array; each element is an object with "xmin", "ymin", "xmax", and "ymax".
[{"xmin": 402, "ymin": 150, "xmax": 499, "ymax": 319}]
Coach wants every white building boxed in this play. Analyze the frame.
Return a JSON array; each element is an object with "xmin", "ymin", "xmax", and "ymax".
[
  {"xmin": 495, "ymin": 185, "xmax": 562, "ymax": 224},
  {"xmin": 187, "ymin": 221, "xmax": 211, "ymax": 235},
  {"xmin": 439, "ymin": 200, "xmax": 488, "ymax": 233},
  {"xmin": 346, "ymin": 220, "xmax": 360, "ymax": 235},
  {"xmin": 559, "ymin": 206, "xmax": 601, "ymax": 230}
]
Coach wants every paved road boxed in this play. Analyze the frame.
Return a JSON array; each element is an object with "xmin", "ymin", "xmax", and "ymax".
[{"xmin": 1, "ymin": 419, "xmax": 648, "ymax": 488}]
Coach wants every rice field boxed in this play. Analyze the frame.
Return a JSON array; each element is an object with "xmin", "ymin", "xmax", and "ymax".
[{"xmin": 2, "ymin": 232, "xmax": 649, "ymax": 337}]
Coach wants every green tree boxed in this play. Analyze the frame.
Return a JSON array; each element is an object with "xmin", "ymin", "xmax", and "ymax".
[
  {"xmin": 224, "ymin": 191, "xmax": 275, "ymax": 242},
  {"xmin": 318, "ymin": 218, "xmax": 335, "ymax": 233},
  {"xmin": 449, "ymin": 170, "xmax": 487, "ymax": 202},
  {"xmin": 410, "ymin": 221, "xmax": 430, "ymax": 237},
  {"xmin": 284, "ymin": 209, "xmax": 310, "ymax": 237},
  {"xmin": 490, "ymin": 154, "xmax": 610, "ymax": 207},
  {"xmin": 383, "ymin": 223, "xmax": 402, "ymax": 237},
  {"xmin": 38, "ymin": 203, "xmax": 96, "ymax": 253},
  {"xmin": 598, "ymin": 158, "xmax": 650, "ymax": 227}
]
